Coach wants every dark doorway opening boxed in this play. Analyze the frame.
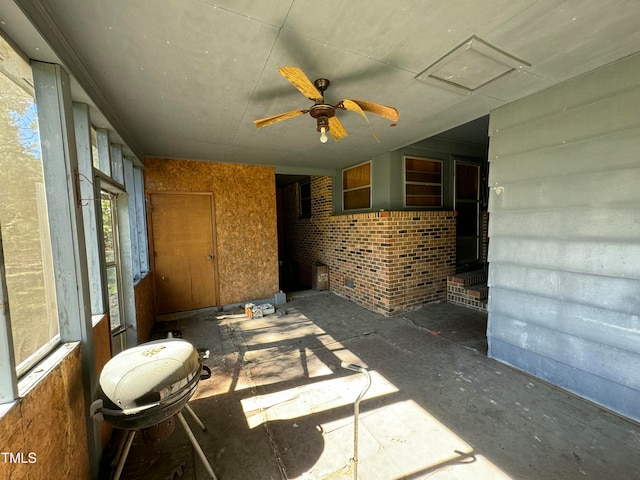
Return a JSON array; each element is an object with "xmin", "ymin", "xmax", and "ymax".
[{"xmin": 276, "ymin": 174, "xmax": 311, "ymax": 293}]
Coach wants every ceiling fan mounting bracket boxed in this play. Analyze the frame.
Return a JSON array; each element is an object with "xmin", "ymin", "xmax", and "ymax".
[{"xmin": 314, "ymin": 78, "xmax": 330, "ymax": 93}]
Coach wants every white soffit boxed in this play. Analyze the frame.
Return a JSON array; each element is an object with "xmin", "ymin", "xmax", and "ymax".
[{"xmin": 416, "ymin": 36, "xmax": 531, "ymax": 95}]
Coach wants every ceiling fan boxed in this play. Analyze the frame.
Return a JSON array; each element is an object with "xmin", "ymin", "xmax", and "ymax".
[{"xmin": 254, "ymin": 66, "xmax": 399, "ymax": 143}]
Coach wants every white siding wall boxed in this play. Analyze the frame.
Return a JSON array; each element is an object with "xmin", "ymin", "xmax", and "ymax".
[{"xmin": 487, "ymin": 52, "xmax": 640, "ymax": 422}]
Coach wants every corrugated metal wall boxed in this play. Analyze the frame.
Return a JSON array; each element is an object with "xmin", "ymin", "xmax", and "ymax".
[{"xmin": 486, "ymin": 52, "xmax": 640, "ymax": 422}]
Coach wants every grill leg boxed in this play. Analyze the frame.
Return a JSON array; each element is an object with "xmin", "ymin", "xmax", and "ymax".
[
  {"xmin": 184, "ymin": 403, "xmax": 207, "ymax": 431},
  {"xmin": 110, "ymin": 430, "xmax": 129, "ymax": 468},
  {"xmin": 113, "ymin": 430, "xmax": 136, "ymax": 480},
  {"xmin": 176, "ymin": 411, "xmax": 218, "ymax": 480}
]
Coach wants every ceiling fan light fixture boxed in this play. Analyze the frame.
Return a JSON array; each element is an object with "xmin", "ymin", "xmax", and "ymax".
[
  {"xmin": 320, "ymin": 126, "xmax": 328, "ymax": 143},
  {"xmin": 316, "ymin": 116, "xmax": 330, "ymax": 144}
]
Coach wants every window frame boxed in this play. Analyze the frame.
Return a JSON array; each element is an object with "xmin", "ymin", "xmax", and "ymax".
[
  {"xmin": 133, "ymin": 166, "xmax": 150, "ymax": 276},
  {"xmin": 0, "ymin": 41, "xmax": 62, "ymax": 384},
  {"xmin": 403, "ymin": 156, "xmax": 444, "ymax": 209},
  {"xmin": 100, "ymin": 186, "xmax": 126, "ymax": 335},
  {"xmin": 342, "ymin": 160, "xmax": 372, "ymax": 211},
  {"xmin": 94, "ymin": 171, "xmax": 136, "ymax": 354},
  {"xmin": 0, "ymin": 228, "xmax": 19, "ymax": 401}
]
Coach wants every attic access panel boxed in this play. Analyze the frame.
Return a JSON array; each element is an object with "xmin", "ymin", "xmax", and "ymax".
[{"xmin": 416, "ymin": 36, "xmax": 530, "ymax": 95}]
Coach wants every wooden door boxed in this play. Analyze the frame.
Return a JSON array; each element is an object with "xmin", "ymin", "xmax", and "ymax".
[{"xmin": 149, "ymin": 193, "xmax": 218, "ymax": 314}]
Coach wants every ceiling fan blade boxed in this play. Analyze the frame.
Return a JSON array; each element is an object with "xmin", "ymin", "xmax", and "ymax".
[
  {"xmin": 278, "ymin": 66, "xmax": 323, "ymax": 101},
  {"xmin": 339, "ymin": 99, "xmax": 380, "ymax": 143},
  {"xmin": 328, "ymin": 116, "xmax": 348, "ymax": 141},
  {"xmin": 253, "ymin": 109, "xmax": 307, "ymax": 129},
  {"xmin": 340, "ymin": 98, "xmax": 399, "ymax": 122}
]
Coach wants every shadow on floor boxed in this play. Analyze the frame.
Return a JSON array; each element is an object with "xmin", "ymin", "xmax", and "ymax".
[
  {"xmin": 101, "ymin": 294, "xmax": 640, "ymax": 480},
  {"xmin": 401, "ymin": 301, "xmax": 488, "ymax": 354}
]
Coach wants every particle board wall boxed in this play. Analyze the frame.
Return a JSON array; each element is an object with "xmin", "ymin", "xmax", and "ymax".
[
  {"xmin": 487, "ymin": 52, "xmax": 640, "ymax": 422},
  {"xmin": 92, "ymin": 314, "xmax": 113, "ymax": 449},
  {"xmin": 144, "ymin": 157, "xmax": 279, "ymax": 306},
  {"xmin": 134, "ymin": 273, "xmax": 154, "ymax": 342},
  {"xmin": 0, "ymin": 343, "xmax": 90, "ymax": 479}
]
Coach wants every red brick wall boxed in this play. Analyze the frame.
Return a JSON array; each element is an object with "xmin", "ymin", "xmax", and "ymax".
[{"xmin": 281, "ymin": 176, "xmax": 456, "ymax": 315}]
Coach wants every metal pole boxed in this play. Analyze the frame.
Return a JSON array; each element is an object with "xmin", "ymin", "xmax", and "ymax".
[
  {"xmin": 341, "ymin": 362, "xmax": 371, "ymax": 480},
  {"xmin": 112, "ymin": 430, "xmax": 136, "ymax": 480},
  {"xmin": 176, "ymin": 411, "xmax": 218, "ymax": 480},
  {"xmin": 184, "ymin": 403, "xmax": 207, "ymax": 431}
]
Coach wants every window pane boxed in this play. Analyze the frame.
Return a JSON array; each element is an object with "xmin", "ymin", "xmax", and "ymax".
[
  {"xmin": 101, "ymin": 190, "xmax": 123, "ymax": 331},
  {"xmin": 101, "ymin": 193, "xmax": 116, "ymax": 264},
  {"xmin": 406, "ymin": 184, "xmax": 441, "ymax": 197},
  {"xmin": 406, "ymin": 195, "xmax": 442, "ymax": 207},
  {"xmin": 406, "ymin": 171, "xmax": 441, "ymax": 184},
  {"xmin": 106, "ymin": 265, "xmax": 121, "ymax": 330},
  {"xmin": 343, "ymin": 163, "xmax": 370, "ymax": 190},
  {"xmin": 344, "ymin": 187, "xmax": 370, "ymax": 210},
  {"xmin": 406, "ymin": 157, "xmax": 441, "ymax": 173},
  {"xmin": 456, "ymin": 164, "xmax": 479, "ymax": 200},
  {"xmin": 0, "ymin": 41, "xmax": 59, "ymax": 371},
  {"xmin": 405, "ymin": 157, "xmax": 442, "ymax": 208}
]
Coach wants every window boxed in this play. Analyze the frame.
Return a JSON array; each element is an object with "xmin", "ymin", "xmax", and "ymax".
[
  {"xmin": 0, "ymin": 37, "xmax": 59, "ymax": 375},
  {"xmin": 405, "ymin": 157, "xmax": 442, "ymax": 207},
  {"xmin": 299, "ymin": 178, "xmax": 311, "ymax": 218},
  {"xmin": 342, "ymin": 162, "xmax": 371, "ymax": 210},
  {"xmin": 101, "ymin": 189, "xmax": 124, "ymax": 333}
]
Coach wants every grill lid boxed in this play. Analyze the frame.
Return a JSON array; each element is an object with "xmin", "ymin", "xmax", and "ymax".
[{"xmin": 99, "ymin": 338, "xmax": 200, "ymax": 411}]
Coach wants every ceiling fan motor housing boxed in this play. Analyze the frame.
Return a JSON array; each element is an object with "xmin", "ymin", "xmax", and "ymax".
[{"xmin": 310, "ymin": 104, "xmax": 335, "ymax": 131}]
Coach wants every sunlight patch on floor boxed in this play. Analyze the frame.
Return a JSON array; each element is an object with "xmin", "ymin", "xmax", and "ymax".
[
  {"xmin": 195, "ymin": 307, "xmax": 514, "ymax": 479},
  {"xmin": 290, "ymin": 399, "xmax": 514, "ymax": 480},
  {"xmin": 240, "ymin": 370, "xmax": 397, "ymax": 429}
]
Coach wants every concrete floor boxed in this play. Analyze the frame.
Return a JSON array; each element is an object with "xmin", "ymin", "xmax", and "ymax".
[{"xmin": 103, "ymin": 291, "xmax": 640, "ymax": 480}]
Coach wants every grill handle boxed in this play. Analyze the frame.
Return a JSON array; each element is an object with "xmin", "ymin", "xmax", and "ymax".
[{"xmin": 91, "ymin": 365, "xmax": 202, "ymax": 421}]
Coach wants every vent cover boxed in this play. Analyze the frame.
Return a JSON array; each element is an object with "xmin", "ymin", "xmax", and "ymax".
[{"xmin": 416, "ymin": 36, "xmax": 530, "ymax": 95}]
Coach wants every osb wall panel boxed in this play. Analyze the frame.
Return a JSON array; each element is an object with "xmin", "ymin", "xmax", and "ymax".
[
  {"xmin": 92, "ymin": 314, "xmax": 113, "ymax": 449},
  {"xmin": 144, "ymin": 157, "xmax": 279, "ymax": 306},
  {"xmin": 0, "ymin": 344, "xmax": 90, "ymax": 479},
  {"xmin": 134, "ymin": 273, "xmax": 155, "ymax": 342},
  {"xmin": 0, "ymin": 401, "xmax": 27, "ymax": 479},
  {"xmin": 282, "ymin": 176, "xmax": 456, "ymax": 315}
]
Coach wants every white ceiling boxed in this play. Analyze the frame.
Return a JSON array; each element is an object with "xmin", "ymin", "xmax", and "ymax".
[{"xmin": 3, "ymin": 0, "xmax": 640, "ymax": 173}]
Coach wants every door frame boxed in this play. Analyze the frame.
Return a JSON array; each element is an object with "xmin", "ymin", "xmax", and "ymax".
[
  {"xmin": 453, "ymin": 157, "xmax": 483, "ymax": 270},
  {"xmin": 146, "ymin": 191, "xmax": 220, "ymax": 314}
]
